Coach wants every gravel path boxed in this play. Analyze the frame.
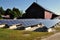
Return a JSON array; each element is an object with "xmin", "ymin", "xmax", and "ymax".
[{"xmin": 41, "ymin": 32, "xmax": 60, "ymax": 40}]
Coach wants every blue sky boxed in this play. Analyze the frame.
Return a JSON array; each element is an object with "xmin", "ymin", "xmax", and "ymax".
[{"xmin": 0, "ymin": 0, "xmax": 60, "ymax": 15}]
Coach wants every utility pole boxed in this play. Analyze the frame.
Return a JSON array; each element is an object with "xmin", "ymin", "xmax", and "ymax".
[{"xmin": 36, "ymin": 0, "xmax": 37, "ymax": 3}]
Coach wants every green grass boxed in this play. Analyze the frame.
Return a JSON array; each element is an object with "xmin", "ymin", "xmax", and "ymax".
[{"xmin": 0, "ymin": 29, "xmax": 54, "ymax": 40}]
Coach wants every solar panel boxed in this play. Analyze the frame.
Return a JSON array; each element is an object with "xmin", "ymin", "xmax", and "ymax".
[
  {"xmin": 38, "ymin": 19, "xmax": 60, "ymax": 28},
  {"xmin": 28, "ymin": 20, "xmax": 39, "ymax": 26},
  {"xmin": 21, "ymin": 20, "xmax": 40, "ymax": 27},
  {"xmin": 0, "ymin": 19, "xmax": 60, "ymax": 28},
  {"xmin": 6, "ymin": 20, "xmax": 13, "ymax": 26},
  {"xmin": 0, "ymin": 20, "xmax": 6, "ymax": 24}
]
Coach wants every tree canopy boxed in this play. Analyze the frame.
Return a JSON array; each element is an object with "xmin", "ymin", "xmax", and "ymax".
[{"xmin": 0, "ymin": 7, "xmax": 23, "ymax": 19}]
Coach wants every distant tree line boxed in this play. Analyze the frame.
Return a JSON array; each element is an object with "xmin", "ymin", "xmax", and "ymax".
[{"xmin": 0, "ymin": 7, "xmax": 23, "ymax": 19}]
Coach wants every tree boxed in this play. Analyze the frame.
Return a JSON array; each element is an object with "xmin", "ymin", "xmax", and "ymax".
[
  {"xmin": 0, "ymin": 7, "xmax": 5, "ymax": 15},
  {"xmin": 12, "ymin": 7, "xmax": 23, "ymax": 17},
  {"xmin": 0, "ymin": 7, "xmax": 23, "ymax": 19},
  {"xmin": 0, "ymin": 7, "xmax": 5, "ymax": 19},
  {"xmin": 5, "ymin": 8, "xmax": 12, "ymax": 15},
  {"xmin": 5, "ymin": 8, "xmax": 15, "ymax": 19},
  {"xmin": 0, "ymin": 14, "xmax": 3, "ymax": 19}
]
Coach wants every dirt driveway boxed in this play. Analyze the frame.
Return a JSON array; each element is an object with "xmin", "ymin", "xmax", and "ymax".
[{"xmin": 41, "ymin": 32, "xmax": 60, "ymax": 40}]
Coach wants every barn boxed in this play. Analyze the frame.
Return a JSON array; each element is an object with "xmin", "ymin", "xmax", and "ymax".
[{"xmin": 22, "ymin": 2, "xmax": 58, "ymax": 19}]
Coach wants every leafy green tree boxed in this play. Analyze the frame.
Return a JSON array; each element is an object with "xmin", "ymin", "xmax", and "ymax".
[
  {"xmin": 12, "ymin": 7, "xmax": 23, "ymax": 17},
  {"xmin": 5, "ymin": 8, "xmax": 15, "ymax": 19},
  {"xmin": 0, "ymin": 7, "xmax": 23, "ymax": 19},
  {"xmin": 0, "ymin": 7, "xmax": 5, "ymax": 19},
  {"xmin": 0, "ymin": 7, "xmax": 5, "ymax": 15},
  {"xmin": 0, "ymin": 14, "xmax": 3, "ymax": 19},
  {"xmin": 11, "ymin": 11, "xmax": 17, "ymax": 18}
]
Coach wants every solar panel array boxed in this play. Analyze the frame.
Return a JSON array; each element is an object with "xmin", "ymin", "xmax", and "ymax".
[
  {"xmin": 0, "ymin": 19, "xmax": 40, "ymax": 27},
  {"xmin": 37, "ymin": 19, "xmax": 60, "ymax": 28},
  {"xmin": 0, "ymin": 19, "xmax": 60, "ymax": 28}
]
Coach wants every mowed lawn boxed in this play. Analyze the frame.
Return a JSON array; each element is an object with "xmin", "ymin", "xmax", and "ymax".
[{"xmin": 0, "ymin": 28, "xmax": 54, "ymax": 40}]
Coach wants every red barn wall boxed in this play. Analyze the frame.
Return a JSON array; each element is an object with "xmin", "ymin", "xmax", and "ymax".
[{"xmin": 45, "ymin": 11, "xmax": 52, "ymax": 19}]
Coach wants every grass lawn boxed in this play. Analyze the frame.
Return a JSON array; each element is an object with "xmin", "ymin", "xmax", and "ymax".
[{"xmin": 0, "ymin": 28, "xmax": 54, "ymax": 40}]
